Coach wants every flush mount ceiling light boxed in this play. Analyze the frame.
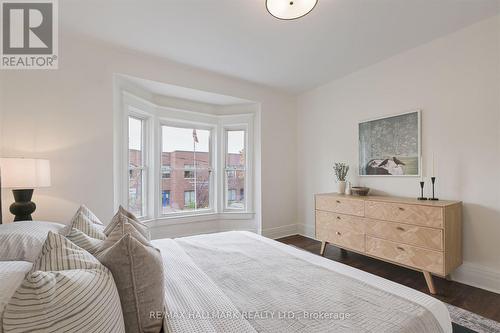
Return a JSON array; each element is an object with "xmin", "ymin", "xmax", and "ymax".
[{"xmin": 266, "ymin": 0, "xmax": 318, "ymax": 20}]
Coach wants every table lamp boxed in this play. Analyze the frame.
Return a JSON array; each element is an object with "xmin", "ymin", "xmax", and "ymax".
[{"xmin": 0, "ymin": 158, "xmax": 51, "ymax": 222}]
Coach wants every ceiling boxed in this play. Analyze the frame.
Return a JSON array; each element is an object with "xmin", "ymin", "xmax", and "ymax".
[
  {"xmin": 61, "ymin": 0, "xmax": 499, "ymax": 93},
  {"xmin": 119, "ymin": 74, "xmax": 254, "ymax": 105}
]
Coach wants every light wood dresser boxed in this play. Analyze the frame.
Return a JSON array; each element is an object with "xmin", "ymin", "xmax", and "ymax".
[{"xmin": 315, "ymin": 193, "xmax": 462, "ymax": 294}]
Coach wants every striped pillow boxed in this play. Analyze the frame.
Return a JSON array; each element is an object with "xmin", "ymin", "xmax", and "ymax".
[
  {"xmin": 67, "ymin": 216, "xmax": 151, "ymax": 255},
  {"xmin": 65, "ymin": 228, "xmax": 103, "ymax": 255},
  {"xmin": 104, "ymin": 207, "xmax": 150, "ymax": 240},
  {"xmin": 77, "ymin": 204, "xmax": 104, "ymax": 225},
  {"xmin": 2, "ymin": 232, "xmax": 125, "ymax": 333},
  {"xmin": 65, "ymin": 210, "xmax": 106, "ymax": 240},
  {"xmin": 35, "ymin": 230, "xmax": 102, "ymax": 270}
]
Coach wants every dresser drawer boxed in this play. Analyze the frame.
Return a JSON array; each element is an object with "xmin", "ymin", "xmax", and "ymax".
[
  {"xmin": 366, "ymin": 219, "xmax": 443, "ymax": 251},
  {"xmin": 315, "ymin": 196, "xmax": 364, "ymax": 216},
  {"xmin": 366, "ymin": 236, "xmax": 444, "ymax": 275},
  {"xmin": 316, "ymin": 211, "xmax": 365, "ymax": 252},
  {"xmin": 365, "ymin": 201, "xmax": 443, "ymax": 228}
]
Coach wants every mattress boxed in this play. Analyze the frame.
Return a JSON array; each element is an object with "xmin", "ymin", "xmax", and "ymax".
[
  {"xmin": 152, "ymin": 231, "xmax": 452, "ymax": 333},
  {"xmin": 0, "ymin": 261, "xmax": 33, "ymax": 333}
]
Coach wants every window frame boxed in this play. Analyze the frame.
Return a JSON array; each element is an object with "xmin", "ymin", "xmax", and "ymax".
[
  {"xmin": 161, "ymin": 165, "xmax": 171, "ymax": 179},
  {"xmin": 127, "ymin": 115, "xmax": 148, "ymax": 218},
  {"xmin": 223, "ymin": 127, "xmax": 248, "ymax": 212},
  {"xmin": 117, "ymin": 91, "xmax": 254, "ymax": 224},
  {"xmin": 158, "ymin": 120, "xmax": 216, "ymax": 218}
]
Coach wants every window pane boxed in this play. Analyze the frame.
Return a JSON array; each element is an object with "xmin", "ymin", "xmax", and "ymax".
[
  {"xmin": 226, "ymin": 170, "xmax": 245, "ymax": 209},
  {"xmin": 161, "ymin": 166, "xmax": 171, "ymax": 179},
  {"xmin": 225, "ymin": 130, "xmax": 246, "ymax": 210},
  {"xmin": 226, "ymin": 130, "xmax": 245, "ymax": 167},
  {"xmin": 161, "ymin": 125, "xmax": 212, "ymax": 214},
  {"xmin": 128, "ymin": 169, "xmax": 144, "ymax": 217},
  {"xmin": 128, "ymin": 117, "xmax": 145, "ymax": 217}
]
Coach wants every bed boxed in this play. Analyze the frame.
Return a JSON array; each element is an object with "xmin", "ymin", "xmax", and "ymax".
[
  {"xmin": 1, "ymin": 219, "xmax": 451, "ymax": 333},
  {"xmin": 153, "ymin": 231, "xmax": 452, "ymax": 333}
]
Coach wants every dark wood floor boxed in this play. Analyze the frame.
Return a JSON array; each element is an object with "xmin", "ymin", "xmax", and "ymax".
[{"xmin": 277, "ymin": 234, "xmax": 500, "ymax": 323}]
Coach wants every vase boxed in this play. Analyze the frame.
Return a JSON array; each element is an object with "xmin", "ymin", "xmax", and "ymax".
[
  {"xmin": 337, "ymin": 181, "xmax": 346, "ymax": 194},
  {"xmin": 345, "ymin": 181, "xmax": 352, "ymax": 195}
]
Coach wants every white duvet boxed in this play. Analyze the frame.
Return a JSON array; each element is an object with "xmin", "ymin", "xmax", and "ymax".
[{"xmin": 152, "ymin": 231, "xmax": 451, "ymax": 333}]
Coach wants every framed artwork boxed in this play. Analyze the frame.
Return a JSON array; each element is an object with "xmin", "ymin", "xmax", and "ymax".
[{"xmin": 359, "ymin": 110, "xmax": 421, "ymax": 176}]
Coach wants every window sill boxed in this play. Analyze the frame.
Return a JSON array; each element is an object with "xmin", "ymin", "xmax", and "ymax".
[{"xmin": 143, "ymin": 211, "xmax": 255, "ymax": 227}]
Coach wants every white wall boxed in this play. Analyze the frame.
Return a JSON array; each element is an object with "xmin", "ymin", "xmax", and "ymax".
[
  {"xmin": 0, "ymin": 31, "xmax": 297, "ymax": 239},
  {"xmin": 297, "ymin": 15, "xmax": 500, "ymax": 292}
]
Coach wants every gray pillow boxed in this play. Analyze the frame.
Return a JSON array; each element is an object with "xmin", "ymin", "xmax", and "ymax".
[{"xmin": 97, "ymin": 233, "xmax": 164, "ymax": 333}]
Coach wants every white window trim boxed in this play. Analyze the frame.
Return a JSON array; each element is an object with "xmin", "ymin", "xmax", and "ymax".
[
  {"xmin": 118, "ymin": 95, "xmax": 157, "ymax": 221},
  {"xmin": 116, "ymin": 91, "xmax": 255, "ymax": 224},
  {"xmin": 157, "ymin": 118, "xmax": 217, "ymax": 218},
  {"xmin": 221, "ymin": 120, "xmax": 253, "ymax": 213},
  {"xmin": 127, "ymin": 115, "xmax": 148, "ymax": 218}
]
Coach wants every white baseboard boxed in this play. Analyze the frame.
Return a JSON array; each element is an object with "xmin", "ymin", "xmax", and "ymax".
[
  {"xmin": 451, "ymin": 261, "xmax": 500, "ymax": 294},
  {"xmin": 297, "ymin": 223, "xmax": 315, "ymax": 238},
  {"xmin": 262, "ymin": 224, "xmax": 298, "ymax": 239}
]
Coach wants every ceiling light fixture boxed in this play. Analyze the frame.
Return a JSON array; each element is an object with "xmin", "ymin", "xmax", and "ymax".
[{"xmin": 266, "ymin": 0, "xmax": 318, "ymax": 20}]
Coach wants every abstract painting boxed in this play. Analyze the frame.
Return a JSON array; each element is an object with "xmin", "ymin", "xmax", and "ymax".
[{"xmin": 359, "ymin": 111, "xmax": 420, "ymax": 176}]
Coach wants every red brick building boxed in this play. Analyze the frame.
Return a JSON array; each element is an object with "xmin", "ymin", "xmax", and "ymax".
[{"xmin": 129, "ymin": 149, "xmax": 245, "ymax": 214}]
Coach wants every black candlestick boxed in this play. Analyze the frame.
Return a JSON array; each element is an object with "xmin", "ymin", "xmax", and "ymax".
[
  {"xmin": 418, "ymin": 181, "xmax": 427, "ymax": 200},
  {"xmin": 429, "ymin": 177, "xmax": 439, "ymax": 201}
]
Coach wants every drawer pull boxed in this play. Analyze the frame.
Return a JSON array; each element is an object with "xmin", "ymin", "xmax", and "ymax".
[
  {"xmin": 336, "ymin": 231, "xmax": 341, "ymax": 236},
  {"xmin": 336, "ymin": 216, "xmax": 341, "ymax": 220},
  {"xmin": 396, "ymin": 246, "xmax": 405, "ymax": 251},
  {"xmin": 396, "ymin": 226, "xmax": 405, "ymax": 231},
  {"xmin": 336, "ymin": 200, "xmax": 341, "ymax": 204},
  {"xmin": 398, "ymin": 207, "xmax": 405, "ymax": 211}
]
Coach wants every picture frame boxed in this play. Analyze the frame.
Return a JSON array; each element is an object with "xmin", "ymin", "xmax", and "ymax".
[{"xmin": 358, "ymin": 110, "xmax": 421, "ymax": 177}]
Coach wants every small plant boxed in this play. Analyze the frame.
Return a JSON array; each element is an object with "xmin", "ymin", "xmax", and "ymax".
[{"xmin": 333, "ymin": 163, "xmax": 349, "ymax": 182}]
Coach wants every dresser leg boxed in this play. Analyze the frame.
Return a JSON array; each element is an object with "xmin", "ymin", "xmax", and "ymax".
[
  {"xmin": 320, "ymin": 241, "xmax": 328, "ymax": 256},
  {"xmin": 423, "ymin": 271, "xmax": 437, "ymax": 295}
]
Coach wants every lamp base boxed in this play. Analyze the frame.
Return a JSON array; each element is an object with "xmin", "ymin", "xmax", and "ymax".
[{"xmin": 10, "ymin": 189, "xmax": 36, "ymax": 222}]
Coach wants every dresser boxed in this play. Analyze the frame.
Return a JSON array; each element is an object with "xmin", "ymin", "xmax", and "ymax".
[{"xmin": 315, "ymin": 193, "xmax": 462, "ymax": 294}]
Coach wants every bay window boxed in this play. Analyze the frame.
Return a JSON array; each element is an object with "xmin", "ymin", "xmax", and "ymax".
[{"xmin": 119, "ymin": 92, "xmax": 253, "ymax": 222}]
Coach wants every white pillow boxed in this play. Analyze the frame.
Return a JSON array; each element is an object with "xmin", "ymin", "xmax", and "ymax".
[{"xmin": 0, "ymin": 221, "xmax": 65, "ymax": 262}]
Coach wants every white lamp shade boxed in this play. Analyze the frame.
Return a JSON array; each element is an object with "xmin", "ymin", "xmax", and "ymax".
[
  {"xmin": 0, "ymin": 158, "xmax": 51, "ymax": 189},
  {"xmin": 266, "ymin": 0, "xmax": 318, "ymax": 20}
]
